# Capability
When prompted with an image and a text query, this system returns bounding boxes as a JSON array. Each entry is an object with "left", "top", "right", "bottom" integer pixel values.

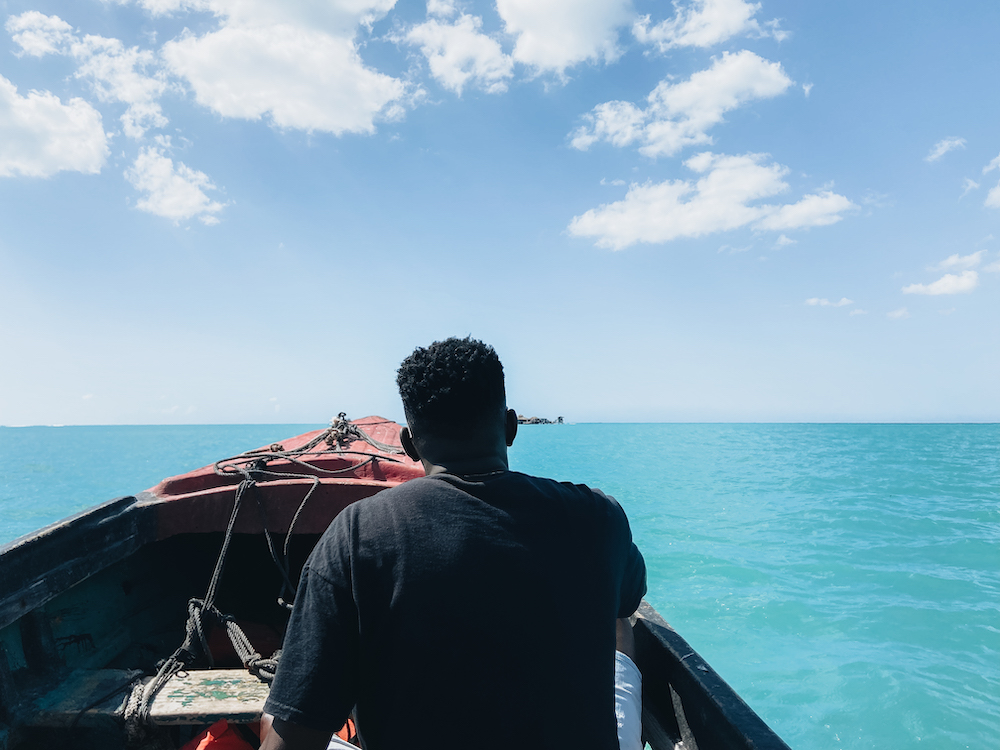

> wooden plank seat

[
  {"left": 24, "top": 668, "right": 269, "bottom": 728},
  {"left": 146, "top": 669, "right": 270, "bottom": 725}
]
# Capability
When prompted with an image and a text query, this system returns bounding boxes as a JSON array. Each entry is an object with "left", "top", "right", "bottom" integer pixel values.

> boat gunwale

[
  {"left": 0, "top": 497, "right": 154, "bottom": 633},
  {"left": 635, "top": 601, "right": 792, "bottom": 750}
]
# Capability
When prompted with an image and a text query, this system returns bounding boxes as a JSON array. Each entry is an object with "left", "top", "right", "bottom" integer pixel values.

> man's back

[{"left": 265, "top": 470, "right": 646, "bottom": 749}]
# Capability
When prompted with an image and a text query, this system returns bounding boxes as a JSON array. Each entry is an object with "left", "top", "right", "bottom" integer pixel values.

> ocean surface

[{"left": 1, "top": 423, "right": 997, "bottom": 749}]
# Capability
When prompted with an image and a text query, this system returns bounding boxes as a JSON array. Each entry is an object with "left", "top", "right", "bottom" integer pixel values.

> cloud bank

[
  {"left": 125, "top": 145, "right": 226, "bottom": 224},
  {"left": 0, "top": 74, "right": 108, "bottom": 177},
  {"left": 934, "top": 250, "right": 984, "bottom": 271},
  {"left": 405, "top": 9, "right": 514, "bottom": 95},
  {"left": 902, "top": 270, "right": 978, "bottom": 295},
  {"left": 8, "top": 11, "right": 169, "bottom": 139},
  {"left": 571, "top": 50, "right": 792, "bottom": 157},
  {"left": 633, "top": 0, "right": 786, "bottom": 51},
  {"left": 568, "top": 152, "right": 853, "bottom": 249},
  {"left": 497, "top": 0, "right": 634, "bottom": 75}
]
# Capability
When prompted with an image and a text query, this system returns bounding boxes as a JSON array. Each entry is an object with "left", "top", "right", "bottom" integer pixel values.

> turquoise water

[{"left": 1, "top": 423, "right": 998, "bottom": 748}]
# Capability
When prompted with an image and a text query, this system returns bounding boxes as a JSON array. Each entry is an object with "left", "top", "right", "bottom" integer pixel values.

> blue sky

[{"left": 0, "top": 0, "right": 997, "bottom": 425}]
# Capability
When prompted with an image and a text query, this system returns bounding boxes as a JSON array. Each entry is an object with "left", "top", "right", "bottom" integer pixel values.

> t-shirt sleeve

[
  {"left": 618, "top": 540, "right": 646, "bottom": 618},
  {"left": 591, "top": 487, "right": 647, "bottom": 618},
  {"left": 263, "top": 513, "right": 360, "bottom": 732}
]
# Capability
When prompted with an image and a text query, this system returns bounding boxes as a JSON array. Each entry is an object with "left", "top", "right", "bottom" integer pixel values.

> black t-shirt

[{"left": 264, "top": 470, "right": 646, "bottom": 749}]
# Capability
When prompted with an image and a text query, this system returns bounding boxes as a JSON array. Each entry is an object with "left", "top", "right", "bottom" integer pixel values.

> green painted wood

[
  {"left": 149, "top": 669, "right": 270, "bottom": 725},
  {"left": 22, "top": 667, "right": 269, "bottom": 729}
]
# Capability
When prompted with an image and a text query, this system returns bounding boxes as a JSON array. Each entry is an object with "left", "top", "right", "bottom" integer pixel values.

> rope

[
  {"left": 327, "top": 412, "right": 405, "bottom": 455},
  {"left": 125, "top": 414, "right": 402, "bottom": 743},
  {"left": 125, "top": 472, "right": 271, "bottom": 742},
  {"left": 70, "top": 670, "right": 144, "bottom": 730},
  {"left": 211, "top": 414, "right": 402, "bottom": 609}
]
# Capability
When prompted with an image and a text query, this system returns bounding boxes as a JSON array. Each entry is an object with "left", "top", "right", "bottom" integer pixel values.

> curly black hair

[{"left": 397, "top": 337, "right": 506, "bottom": 436}]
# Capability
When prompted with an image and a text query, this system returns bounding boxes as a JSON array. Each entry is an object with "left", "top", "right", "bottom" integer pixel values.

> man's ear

[
  {"left": 400, "top": 426, "right": 421, "bottom": 462},
  {"left": 505, "top": 408, "right": 518, "bottom": 447}
]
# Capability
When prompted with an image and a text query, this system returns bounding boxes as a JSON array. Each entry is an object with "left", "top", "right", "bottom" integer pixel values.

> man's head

[{"left": 396, "top": 336, "right": 516, "bottom": 471}]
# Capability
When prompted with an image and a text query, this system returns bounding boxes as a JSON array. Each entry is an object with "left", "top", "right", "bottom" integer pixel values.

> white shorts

[{"left": 615, "top": 651, "right": 643, "bottom": 750}]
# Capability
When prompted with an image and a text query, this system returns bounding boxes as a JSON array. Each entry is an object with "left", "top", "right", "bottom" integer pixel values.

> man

[{"left": 261, "top": 337, "right": 646, "bottom": 749}]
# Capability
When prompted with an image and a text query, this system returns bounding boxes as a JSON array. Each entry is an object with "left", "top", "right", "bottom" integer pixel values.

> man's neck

[
  {"left": 421, "top": 454, "right": 509, "bottom": 477},
  {"left": 401, "top": 410, "right": 517, "bottom": 478}
]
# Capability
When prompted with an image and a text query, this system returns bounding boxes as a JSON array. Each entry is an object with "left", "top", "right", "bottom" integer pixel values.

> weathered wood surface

[
  {"left": 22, "top": 668, "right": 269, "bottom": 729},
  {"left": 24, "top": 668, "right": 138, "bottom": 728},
  {"left": 148, "top": 669, "right": 270, "bottom": 725},
  {"left": 641, "top": 702, "right": 686, "bottom": 750},
  {"left": 0, "top": 497, "right": 156, "bottom": 632}
]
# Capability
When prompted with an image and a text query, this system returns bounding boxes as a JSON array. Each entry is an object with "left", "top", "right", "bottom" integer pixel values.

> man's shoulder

[
  {"left": 331, "top": 476, "right": 441, "bottom": 530},
  {"left": 505, "top": 471, "right": 620, "bottom": 507},
  {"left": 386, "top": 470, "right": 619, "bottom": 508},
  {"left": 333, "top": 471, "right": 625, "bottom": 533}
]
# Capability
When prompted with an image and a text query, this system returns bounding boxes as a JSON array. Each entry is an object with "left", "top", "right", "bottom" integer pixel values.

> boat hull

[{"left": 0, "top": 419, "right": 790, "bottom": 750}]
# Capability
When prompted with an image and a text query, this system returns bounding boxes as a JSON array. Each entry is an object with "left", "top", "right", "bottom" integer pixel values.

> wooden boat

[{"left": 0, "top": 416, "right": 791, "bottom": 750}]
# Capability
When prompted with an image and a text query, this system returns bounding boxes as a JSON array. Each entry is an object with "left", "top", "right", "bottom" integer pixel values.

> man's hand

[{"left": 259, "top": 714, "right": 334, "bottom": 750}]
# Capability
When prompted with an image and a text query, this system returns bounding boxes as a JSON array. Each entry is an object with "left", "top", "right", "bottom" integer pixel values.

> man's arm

[
  {"left": 616, "top": 617, "right": 636, "bottom": 660},
  {"left": 259, "top": 715, "right": 333, "bottom": 750}
]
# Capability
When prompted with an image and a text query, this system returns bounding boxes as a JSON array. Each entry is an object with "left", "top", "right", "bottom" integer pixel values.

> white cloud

[
  {"left": 802, "top": 83, "right": 812, "bottom": 97},
  {"left": 980, "top": 155, "right": 1000, "bottom": 207},
  {"left": 887, "top": 307, "right": 909, "bottom": 320},
  {"left": 567, "top": 151, "right": 854, "bottom": 249},
  {"left": 633, "top": 0, "right": 785, "bottom": 51},
  {"left": 933, "top": 250, "right": 984, "bottom": 271},
  {"left": 775, "top": 234, "right": 796, "bottom": 246},
  {"left": 571, "top": 100, "right": 644, "bottom": 150},
  {"left": 427, "top": 0, "right": 458, "bottom": 16},
  {"left": 986, "top": 183, "right": 1000, "bottom": 209},
  {"left": 754, "top": 190, "right": 854, "bottom": 230},
  {"left": 6, "top": 11, "right": 74, "bottom": 56},
  {"left": 960, "top": 177, "right": 979, "bottom": 198},
  {"left": 0, "top": 74, "right": 108, "bottom": 177},
  {"left": 571, "top": 50, "right": 792, "bottom": 157},
  {"left": 8, "top": 12, "right": 170, "bottom": 138},
  {"left": 124, "top": 146, "right": 225, "bottom": 223},
  {"left": 406, "top": 14, "right": 513, "bottom": 95},
  {"left": 496, "top": 0, "right": 633, "bottom": 76},
  {"left": 73, "top": 35, "right": 170, "bottom": 138},
  {"left": 806, "top": 297, "right": 853, "bottom": 307},
  {"left": 13, "top": 5, "right": 412, "bottom": 138},
  {"left": 163, "top": 21, "right": 405, "bottom": 134},
  {"left": 130, "top": 0, "right": 397, "bottom": 32},
  {"left": 924, "top": 136, "right": 965, "bottom": 162},
  {"left": 984, "top": 260, "right": 1000, "bottom": 273},
  {"left": 849, "top": 309, "right": 867, "bottom": 316},
  {"left": 902, "top": 270, "right": 978, "bottom": 295},
  {"left": 125, "top": 0, "right": 201, "bottom": 13}
]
